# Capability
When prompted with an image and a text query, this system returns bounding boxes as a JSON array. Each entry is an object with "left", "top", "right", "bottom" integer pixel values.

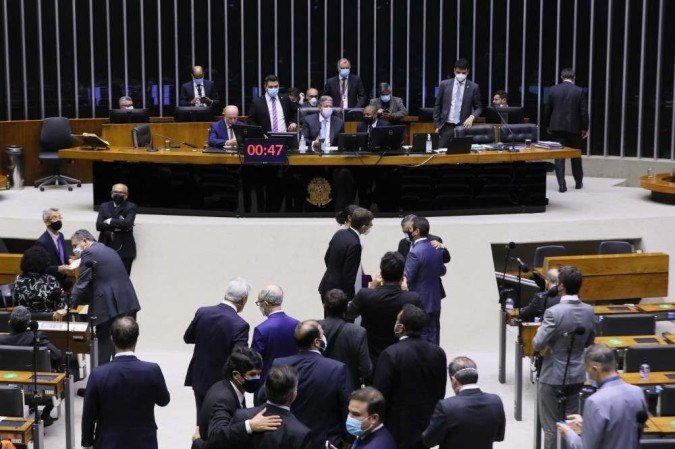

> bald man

[
  {"left": 208, "top": 106, "right": 245, "bottom": 148},
  {"left": 96, "top": 183, "right": 137, "bottom": 274},
  {"left": 180, "top": 65, "right": 219, "bottom": 107}
]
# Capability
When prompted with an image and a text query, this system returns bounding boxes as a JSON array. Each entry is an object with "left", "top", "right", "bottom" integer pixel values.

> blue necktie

[{"left": 320, "top": 119, "right": 328, "bottom": 149}]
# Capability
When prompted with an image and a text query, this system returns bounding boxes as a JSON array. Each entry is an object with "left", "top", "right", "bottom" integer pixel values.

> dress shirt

[
  {"left": 349, "top": 227, "right": 364, "bottom": 295},
  {"left": 560, "top": 294, "right": 580, "bottom": 303},
  {"left": 458, "top": 384, "right": 480, "bottom": 392},
  {"left": 319, "top": 115, "right": 332, "bottom": 146},
  {"left": 447, "top": 80, "right": 465, "bottom": 124},
  {"left": 340, "top": 77, "right": 349, "bottom": 108},
  {"left": 193, "top": 82, "right": 205, "bottom": 100},
  {"left": 47, "top": 229, "right": 65, "bottom": 264},
  {"left": 221, "top": 300, "right": 238, "bottom": 312},
  {"left": 265, "top": 93, "right": 287, "bottom": 132},
  {"left": 230, "top": 381, "right": 253, "bottom": 434},
  {"left": 267, "top": 401, "right": 291, "bottom": 411},
  {"left": 412, "top": 237, "right": 428, "bottom": 246},
  {"left": 114, "top": 351, "right": 135, "bottom": 358}
]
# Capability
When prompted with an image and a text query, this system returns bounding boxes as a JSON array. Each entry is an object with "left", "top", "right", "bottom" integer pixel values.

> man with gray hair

[
  {"left": 323, "top": 57, "right": 367, "bottom": 108},
  {"left": 422, "top": 356, "right": 505, "bottom": 449},
  {"left": 251, "top": 284, "right": 300, "bottom": 383},
  {"left": 557, "top": 344, "right": 647, "bottom": 449},
  {"left": 208, "top": 105, "right": 244, "bottom": 148},
  {"left": 118, "top": 96, "right": 134, "bottom": 109},
  {"left": 369, "top": 82, "right": 408, "bottom": 122},
  {"left": 35, "top": 207, "right": 71, "bottom": 286},
  {"left": 300, "top": 95, "right": 345, "bottom": 150},
  {"left": 519, "top": 268, "right": 561, "bottom": 322},
  {"left": 184, "top": 277, "right": 252, "bottom": 417}
]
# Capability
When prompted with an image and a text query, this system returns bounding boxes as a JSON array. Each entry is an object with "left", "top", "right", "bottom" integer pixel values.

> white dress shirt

[
  {"left": 193, "top": 82, "right": 205, "bottom": 99},
  {"left": 340, "top": 77, "right": 349, "bottom": 108},
  {"left": 447, "top": 79, "right": 465, "bottom": 124},
  {"left": 560, "top": 294, "right": 580, "bottom": 303},
  {"left": 221, "top": 300, "right": 238, "bottom": 312},
  {"left": 265, "top": 93, "right": 287, "bottom": 132},
  {"left": 114, "top": 351, "right": 135, "bottom": 358},
  {"left": 459, "top": 383, "right": 480, "bottom": 392},
  {"left": 229, "top": 381, "right": 253, "bottom": 434},
  {"left": 319, "top": 115, "right": 332, "bottom": 145},
  {"left": 349, "top": 227, "right": 364, "bottom": 295}
]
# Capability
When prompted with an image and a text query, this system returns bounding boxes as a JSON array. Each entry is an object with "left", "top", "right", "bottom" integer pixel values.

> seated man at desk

[
  {"left": 519, "top": 268, "right": 560, "bottom": 322},
  {"left": 0, "top": 306, "right": 62, "bottom": 425},
  {"left": 208, "top": 105, "right": 244, "bottom": 148},
  {"left": 357, "top": 106, "right": 391, "bottom": 134},
  {"left": 369, "top": 82, "right": 408, "bottom": 122},
  {"left": 301, "top": 96, "right": 344, "bottom": 151}
]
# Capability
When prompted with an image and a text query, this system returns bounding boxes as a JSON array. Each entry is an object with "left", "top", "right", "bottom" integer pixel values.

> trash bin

[{"left": 4, "top": 145, "right": 24, "bottom": 189}]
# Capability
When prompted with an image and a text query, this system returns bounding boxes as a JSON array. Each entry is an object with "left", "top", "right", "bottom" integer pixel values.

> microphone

[
  {"left": 515, "top": 257, "right": 530, "bottom": 273},
  {"left": 28, "top": 320, "right": 39, "bottom": 332},
  {"left": 494, "top": 108, "right": 518, "bottom": 152},
  {"left": 505, "top": 242, "right": 517, "bottom": 249},
  {"left": 562, "top": 326, "right": 586, "bottom": 337}
]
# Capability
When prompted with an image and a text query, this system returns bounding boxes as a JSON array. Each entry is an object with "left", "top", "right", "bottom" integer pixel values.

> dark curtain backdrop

[{"left": 0, "top": 0, "right": 673, "bottom": 157}]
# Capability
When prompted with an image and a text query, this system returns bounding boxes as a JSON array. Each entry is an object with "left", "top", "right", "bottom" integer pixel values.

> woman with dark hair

[
  {"left": 13, "top": 246, "right": 65, "bottom": 312},
  {"left": 335, "top": 204, "right": 359, "bottom": 228}
]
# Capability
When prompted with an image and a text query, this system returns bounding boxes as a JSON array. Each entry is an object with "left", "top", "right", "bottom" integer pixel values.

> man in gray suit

[
  {"left": 557, "top": 343, "right": 647, "bottom": 449},
  {"left": 433, "top": 58, "right": 483, "bottom": 148},
  {"left": 369, "top": 82, "right": 408, "bottom": 122},
  {"left": 533, "top": 266, "right": 595, "bottom": 449},
  {"left": 320, "top": 288, "right": 372, "bottom": 388}
]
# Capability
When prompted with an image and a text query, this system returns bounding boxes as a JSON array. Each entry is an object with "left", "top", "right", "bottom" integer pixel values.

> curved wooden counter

[{"left": 641, "top": 173, "right": 675, "bottom": 204}]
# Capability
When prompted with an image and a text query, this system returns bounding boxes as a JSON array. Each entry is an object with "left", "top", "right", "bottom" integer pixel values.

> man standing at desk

[
  {"left": 323, "top": 58, "right": 367, "bottom": 108},
  {"left": 247, "top": 74, "right": 298, "bottom": 133},
  {"left": 209, "top": 105, "right": 244, "bottom": 148},
  {"left": 96, "top": 183, "right": 137, "bottom": 275},
  {"left": 180, "top": 65, "right": 218, "bottom": 108},
  {"left": 35, "top": 207, "right": 71, "bottom": 287}
]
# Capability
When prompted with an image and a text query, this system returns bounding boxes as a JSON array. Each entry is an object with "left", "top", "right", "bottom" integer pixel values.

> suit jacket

[
  {"left": 545, "top": 81, "right": 589, "bottom": 134},
  {"left": 356, "top": 426, "right": 398, "bottom": 449},
  {"left": 369, "top": 96, "right": 408, "bottom": 120},
  {"left": 422, "top": 388, "right": 506, "bottom": 449},
  {"left": 0, "top": 330, "right": 62, "bottom": 367},
  {"left": 35, "top": 230, "right": 69, "bottom": 283},
  {"left": 323, "top": 74, "right": 367, "bottom": 108},
  {"left": 319, "top": 228, "right": 362, "bottom": 300},
  {"left": 433, "top": 78, "right": 483, "bottom": 129},
  {"left": 404, "top": 239, "right": 447, "bottom": 314},
  {"left": 228, "top": 404, "right": 313, "bottom": 449},
  {"left": 208, "top": 119, "right": 245, "bottom": 147},
  {"left": 70, "top": 242, "right": 140, "bottom": 326},
  {"left": 184, "top": 303, "right": 250, "bottom": 396},
  {"left": 268, "top": 351, "right": 351, "bottom": 447},
  {"left": 398, "top": 234, "right": 450, "bottom": 300},
  {"left": 356, "top": 118, "right": 392, "bottom": 134},
  {"left": 533, "top": 298, "right": 596, "bottom": 385},
  {"left": 346, "top": 284, "right": 422, "bottom": 367},
  {"left": 320, "top": 316, "right": 372, "bottom": 388},
  {"left": 373, "top": 337, "right": 447, "bottom": 449},
  {"left": 179, "top": 79, "right": 219, "bottom": 107},
  {"left": 247, "top": 95, "right": 298, "bottom": 133},
  {"left": 81, "top": 355, "right": 170, "bottom": 449},
  {"left": 200, "top": 380, "right": 248, "bottom": 448},
  {"left": 252, "top": 311, "right": 300, "bottom": 381},
  {"left": 300, "top": 114, "right": 344, "bottom": 145},
  {"left": 519, "top": 291, "right": 561, "bottom": 323},
  {"left": 96, "top": 200, "right": 137, "bottom": 259}
]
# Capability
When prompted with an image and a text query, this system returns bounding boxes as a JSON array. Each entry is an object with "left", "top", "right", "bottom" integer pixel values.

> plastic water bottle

[
  {"left": 299, "top": 135, "right": 307, "bottom": 153},
  {"left": 505, "top": 297, "right": 514, "bottom": 312},
  {"left": 425, "top": 134, "right": 433, "bottom": 153}
]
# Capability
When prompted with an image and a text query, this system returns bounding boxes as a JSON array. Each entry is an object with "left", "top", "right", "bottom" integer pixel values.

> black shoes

[
  {"left": 559, "top": 185, "right": 567, "bottom": 193},
  {"left": 575, "top": 182, "right": 583, "bottom": 189}
]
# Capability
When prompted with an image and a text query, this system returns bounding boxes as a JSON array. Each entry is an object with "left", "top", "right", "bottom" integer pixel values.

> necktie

[
  {"left": 452, "top": 82, "right": 463, "bottom": 123},
  {"left": 197, "top": 84, "right": 203, "bottom": 97},
  {"left": 241, "top": 398, "right": 247, "bottom": 408},
  {"left": 352, "top": 437, "right": 361, "bottom": 449},
  {"left": 340, "top": 79, "right": 347, "bottom": 108},
  {"left": 228, "top": 126, "right": 234, "bottom": 141},
  {"left": 320, "top": 119, "right": 328, "bottom": 149},
  {"left": 56, "top": 237, "right": 66, "bottom": 264},
  {"left": 271, "top": 97, "right": 279, "bottom": 132}
]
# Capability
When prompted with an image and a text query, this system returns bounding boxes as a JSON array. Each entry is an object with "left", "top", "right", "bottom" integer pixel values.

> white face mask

[
  {"left": 321, "top": 108, "right": 333, "bottom": 119},
  {"left": 308, "top": 97, "right": 318, "bottom": 106},
  {"left": 455, "top": 73, "right": 467, "bottom": 83}
]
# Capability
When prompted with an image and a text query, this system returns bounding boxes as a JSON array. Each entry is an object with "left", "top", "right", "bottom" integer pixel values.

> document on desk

[{"left": 38, "top": 321, "right": 67, "bottom": 331}]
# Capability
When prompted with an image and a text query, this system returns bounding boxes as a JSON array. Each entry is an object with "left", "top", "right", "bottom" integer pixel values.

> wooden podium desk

[
  {"left": 37, "top": 321, "right": 91, "bottom": 354},
  {"left": 620, "top": 371, "right": 675, "bottom": 386},
  {"left": 641, "top": 173, "right": 675, "bottom": 205},
  {"left": 0, "top": 417, "right": 33, "bottom": 445},
  {"left": 594, "top": 335, "right": 671, "bottom": 349},
  {"left": 646, "top": 416, "right": 675, "bottom": 434},
  {"left": 0, "top": 370, "right": 65, "bottom": 397}
]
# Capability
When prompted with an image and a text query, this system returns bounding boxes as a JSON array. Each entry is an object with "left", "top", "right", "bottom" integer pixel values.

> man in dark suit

[
  {"left": 545, "top": 67, "right": 589, "bottom": 192},
  {"left": 35, "top": 207, "right": 70, "bottom": 286},
  {"left": 319, "top": 207, "right": 374, "bottom": 301},
  {"left": 347, "top": 251, "right": 422, "bottom": 369},
  {"left": 184, "top": 277, "right": 251, "bottom": 417},
  {"left": 356, "top": 106, "right": 391, "bottom": 134},
  {"left": 323, "top": 58, "right": 367, "bottom": 108},
  {"left": 519, "top": 268, "right": 561, "bottom": 322},
  {"left": 266, "top": 320, "right": 352, "bottom": 448},
  {"left": 251, "top": 285, "right": 300, "bottom": 383},
  {"left": 320, "top": 289, "right": 372, "bottom": 388},
  {"left": 369, "top": 82, "right": 408, "bottom": 122},
  {"left": 373, "top": 304, "right": 447, "bottom": 449},
  {"left": 54, "top": 229, "right": 141, "bottom": 366},
  {"left": 95, "top": 183, "right": 137, "bottom": 275},
  {"left": 433, "top": 58, "right": 483, "bottom": 149},
  {"left": 301, "top": 96, "right": 344, "bottom": 150},
  {"left": 81, "top": 317, "right": 170, "bottom": 449},
  {"left": 248, "top": 74, "right": 298, "bottom": 133},
  {"left": 209, "top": 105, "right": 245, "bottom": 148},
  {"left": 422, "top": 356, "right": 505, "bottom": 449},
  {"left": 229, "top": 366, "right": 313, "bottom": 449},
  {"left": 340, "top": 387, "right": 397, "bottom": 449},
  {"left": 179, "top": 65, "right": 218, "bottom": 107},
  {"left": 404, "top": 217, "right": 447, "bottom": 345}
]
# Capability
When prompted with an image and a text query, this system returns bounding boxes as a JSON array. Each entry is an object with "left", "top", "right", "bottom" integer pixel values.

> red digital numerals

[{"left": 245, "top": 144, "right": 284, "bottom": 156}]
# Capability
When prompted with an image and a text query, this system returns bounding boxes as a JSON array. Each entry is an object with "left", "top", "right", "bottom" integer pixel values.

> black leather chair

[
  {"left": 599, "top": 240, "right": 633, "bottom": 254},
  {"left": 0, "top": 385, "right": 24, "bottom": 417},
  {"left": 0, "top": 237, "right": 8, "bottom": 253},
  {"left": 132, "top": 124, "right": 152, "bottom": 147},
  {"left": 500, "top": 124, "right": 538, "bottom": 143},
  {"left": 34, "top": 117, "right": 82, "bottom": 191},
  {"left": 640, "top": 440, "right": 675, "bottom": 448},
  {"left": 0, "top": 345, "right": 52, "bottom": 371},
  {"left": 533, "top": 245, "right": 567, "bottom": 269},
  {"left": 624, "top": 345, "right": 675, "bottom": 372},
  {"left": 417, "top": 108, "right": 435, "bottom": 122},
  {"left": 599, "top": 314, "right": 656, "bottom": 336},
  {"left": 454, "top": 125, "right": 496, "bottom": 144},
  {"left": 659, "top": 384, "right": 675, "bottom": 416}
]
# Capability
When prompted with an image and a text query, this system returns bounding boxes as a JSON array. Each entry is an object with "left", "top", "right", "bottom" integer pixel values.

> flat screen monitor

[
  {"left": 109, "top": 108, "right": 150, "bottom": 124},
  {"left": 266, "top": 132, "right": 299, "bottom": 150},
  {"left": 344, "top": 108, "right": 364, "bottom": 121},
  {"left": 174, "top": 106, "right": 215, "bottom": 122},
  {"left": 337, "top": 133, "right": 369, "bottom": 152},
  {"left": 485, "top": 107, "right": 524, "bottom": 124},
  {"left": 369, "top": 125, "right": 406, "bottom": 151},
  {"left": 232, "top": 124, "right": 265, "bottom": 146}
]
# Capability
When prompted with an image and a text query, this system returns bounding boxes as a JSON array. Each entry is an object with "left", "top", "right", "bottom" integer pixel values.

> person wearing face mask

[
  {"left": 265, "top": 320, "right": 352, "bottom": 448},
  {"left": 372, "top": 304, "right": 447, "bottom": 449},
  {"left": 208, "top": 105, "right": 245, "bottom": 148},
  {"left": 556, "top": 344, "right": 648, "bottom": 449},
  {"left": 397, "top": 214, "right": 450, "bottom": 262},
  {"left": 195, "top": 347, "right": 284, "bottom": 449},
  {"left": 301, "top": 96, "right": 344, "bottom": 151},
  {"left": 184, "top": 277, "right": 252, "bottom": 419},
  {"left": 532, "top": 266, "right": 596, "bottom": 449},
  {"left": 422, "top": 357, "right": 505, "bottom": 449},
  {"left": 369, "top": 82, "right": 408, "bottom": 122},
  {"left": 247, "top": 74, "right": 298, "bottom": 133},
  {"left": 357, "top": 106, "right": 391, "bottom": 134},
  {"left": 180, "top": 65, "right": 218, "bottom": 107},
  {"left": 118, "top": 95, "right": 134, "bottom": 109},
  {"left": 332, "top": 387, "right": 395, "bottom": 449},
  {"left": 251, "top": 285, "right": 300, "bottom": 384},
  {"left": 302, "top": 87, "right": 320, "bottom": 108},
  {"left": 35, "top": 207, "right": 72, "bottom": 287},
  {"left": 323, "top": 58, "right": 367, "bottom": 108},
  {"left": 95, "top": 183, "right": 137, "bottom": 275},
  {"left": 518, "top": 268, "right": 561, "bottom": 323},
  {"left": 433, "top": 58, "right": 483, "bottom": 149}
]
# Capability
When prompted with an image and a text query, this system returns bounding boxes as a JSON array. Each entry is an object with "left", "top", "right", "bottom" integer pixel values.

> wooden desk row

[
  {"left": 0, "top": 417, "right": 33, "bottom": 445},
  {"left": 645, "top": 416, "right": 675, "bottom": 435},
  {"left": 0, "top": 370, "right": 65, "bottom": 397},
  {"left": 0, "top": 321, "right": 91, "bottom": 355},
  {"left": 506, "top": 302, "right": 675, "bottom": 325}
]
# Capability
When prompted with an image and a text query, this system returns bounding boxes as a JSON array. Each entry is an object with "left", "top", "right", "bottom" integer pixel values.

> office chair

[
  {"left": 0, "top": 385, "right": 24, "bottom": 417},
  {"left": 533, "top": 245, "right": 567, "bottom": 269},
  {"left": 599, "top": 240, "right": 633, "bottom": 254},
  {"left": 132, "top": 124, "right": 152, "bottom": 147},
  {"left": 33, "top": 117, "right": 82, "bottom": 191},
  {"left": 598, "top": 314, "right": 656, "bottom": 336}
]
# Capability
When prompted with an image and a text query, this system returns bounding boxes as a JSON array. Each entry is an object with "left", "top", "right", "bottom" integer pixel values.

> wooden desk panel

[
  {"left": 594, "top": 335, "right": 670, "bottom": 349},
  {"left": 638, "top": 303, "right": 675, "bottom": 313},
  {"left": 620, "top": 371, "right": 675, "bottom": 386},
  {"left": 37, "top": 321, "right": 90, "bottom": 354},
  {"left": 0, "top": 370, "right": 65, "bottom": 396},
  {"left": 641, "top": 174, "right": 675, "bottom": 194},
  {"left": 649, "top": 416, "right": 675, "bottom": 434},
  {"left": 102, "top": 122, "right": 213, "bottom": 147},
  {"left": 0, "top": 417, "right": 33, "bottom": 444},
  {"left": 0, "top": 254, "right": 21, "bottom": 284}
]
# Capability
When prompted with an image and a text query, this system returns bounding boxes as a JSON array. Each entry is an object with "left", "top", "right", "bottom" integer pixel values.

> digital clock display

[{"left": 243, "top": 138, "right": 287, "bottom": 164}]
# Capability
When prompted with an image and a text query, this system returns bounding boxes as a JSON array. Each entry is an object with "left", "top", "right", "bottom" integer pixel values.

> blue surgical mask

[
  {"left": 346, "top": 416, "right": 366, "bottom": 437},
  {"left": 194, "top": 78, "right": 204, "bottom": 86},
  {"left": 73, "top": 247, "right": 83, "bottom": 257},
  {"left": 340, "top": 68, "right": 350, "bottom": 78},
  {"left": 267, "top": 87, "right": 279, "bottom": 98},
  {"left": 321, "top": 108, "right": 333, "bottom": 119},
  {"left": 380, "top": 95, "right": 391, "bottom": 103}
]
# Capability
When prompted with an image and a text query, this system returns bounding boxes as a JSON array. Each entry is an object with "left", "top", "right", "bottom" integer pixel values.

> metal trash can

[{"left": 4, "top": 145, "right": 24, "bottom": 189}]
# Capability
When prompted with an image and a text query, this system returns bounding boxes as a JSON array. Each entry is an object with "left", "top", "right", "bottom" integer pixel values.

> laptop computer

[
  {"left": 411, "top": 133, "right": 440, "bottom": 153},
  {"left": 445, "top": 136, "right": 473, "bottom": 154}
]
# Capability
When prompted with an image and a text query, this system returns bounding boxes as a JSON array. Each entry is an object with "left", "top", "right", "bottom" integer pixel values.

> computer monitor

[
  {"left": 369, "top": 125, "right": 406, "bottom": 151},
  {"left": 232, "top": 123, "right": 265, "bottom": 146},
  {"left": 485, "top": 107, "right": 524, "bottom": 124},
  {"left": 417, "top": 108, "right": 435, "bottom": 122},
  {"left": 344, "top": 108, "right": 364, "bottom": 121},
  {"left": 337, "top": 133, "right": 369, "bottom": 152},
  {"left": 109, "top": 108, "right": 150, "bottom": 124},
  {"left": 266, "top": 132, "right": 299, "bottom": 150},
  {"left": 174, "top": 106, "right": 215, "bottom": 122}
]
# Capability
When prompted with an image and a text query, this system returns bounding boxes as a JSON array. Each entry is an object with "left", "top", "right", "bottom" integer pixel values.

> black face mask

[
  {"left": 405, "top": 231, "right": 414, "bottom": 241},
  {"left": 363, "top": 117, "right": 374, "bottom": 125},
  {"left": 49, "top": 220, "right": 63, "bottom": 231},
  {"left": 112, "top": 194, "right": 125, "bottom": 204},
  {"left": 547, "top": 285, "right": 559, "bottom": 297}
]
